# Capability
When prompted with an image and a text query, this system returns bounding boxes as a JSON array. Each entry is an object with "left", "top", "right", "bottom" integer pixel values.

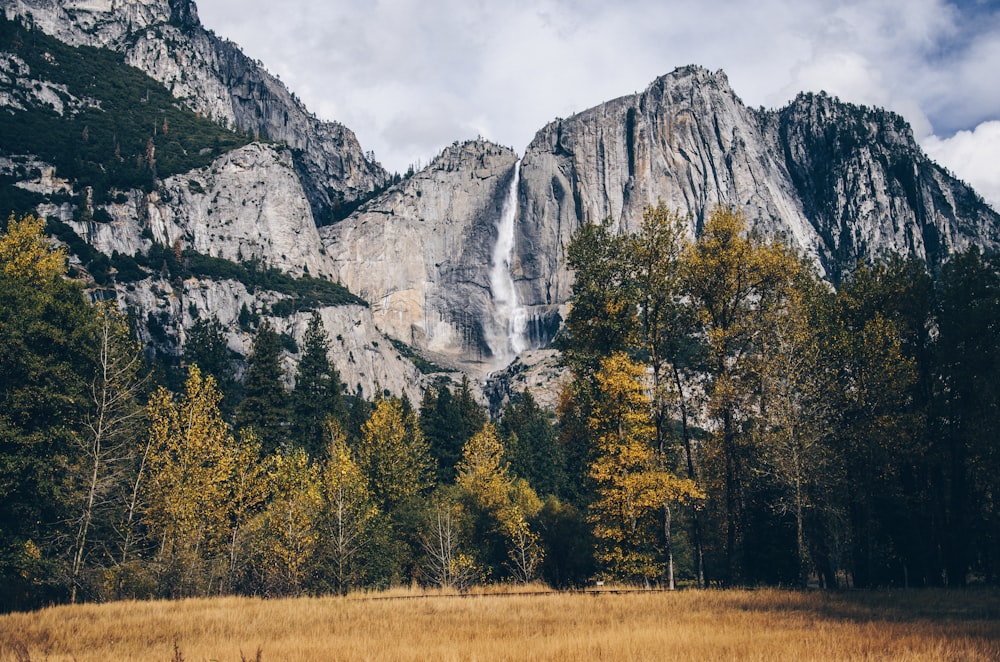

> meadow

[{"left": 1, "top": 587, "right": 998, "bottom": 661}]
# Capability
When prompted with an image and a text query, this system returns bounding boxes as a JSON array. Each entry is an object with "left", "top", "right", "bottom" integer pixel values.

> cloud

[
  {"left": 194, "top": 0, "right": 1000, "bottom": 179},
  {"left": 922, "top": 122, "right": 1000, "bottom": 212}
]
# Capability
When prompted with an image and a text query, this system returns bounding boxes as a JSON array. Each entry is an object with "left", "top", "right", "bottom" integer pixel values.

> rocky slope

[
  {"left": 0, "top": 8, "right": 428, "bottom": 401},
  {"left": 320, "top": 140, "right": 519, "bottom": 374},
  {"left": 3, "top": 1, "right": 998, "bottom": 405},
  {"left": 513, "top": 66, "right": 1000, "bottom": 329},
  {"left": 1, "top": 0, "right": 389, "bottom": 220}
]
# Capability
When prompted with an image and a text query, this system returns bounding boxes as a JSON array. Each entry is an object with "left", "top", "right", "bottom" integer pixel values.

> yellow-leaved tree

[
  {"left": 456, "top": 423, "right": 543, "bottom": 583},
  {"left": 225, "top": 428, "right": 269, "bottom": 592},
  {"left": 0, "top": 213, "right": 65, "bottom": 283},
  {"left": 144, "top": 366, "right": 234, "bottom": 596},
  {"left": 320, "top": 421, "right": 378, "bottom": 595},
  {"left": 588, "top": 352, "right": 702, "bottom": 585},
  {"left": 357, "top": 397, "right": 433, "bottom": 511},
  {"left": 255, "top": 447, "right": 322, "bottom": 596}
]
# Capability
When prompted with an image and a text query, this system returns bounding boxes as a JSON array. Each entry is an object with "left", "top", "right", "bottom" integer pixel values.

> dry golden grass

[{"left": 1, "top": 587, "right": 998, "bottom": 661}]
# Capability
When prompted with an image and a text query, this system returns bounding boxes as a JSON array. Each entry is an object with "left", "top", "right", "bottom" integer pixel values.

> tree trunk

[{"left": 673, "top": 365, "right": 706, "bottom": 588}]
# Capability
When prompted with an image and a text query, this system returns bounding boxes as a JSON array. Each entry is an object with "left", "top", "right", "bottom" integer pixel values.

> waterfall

[{"left": 488, "top": 159, "right": 527, "bottom": 364}]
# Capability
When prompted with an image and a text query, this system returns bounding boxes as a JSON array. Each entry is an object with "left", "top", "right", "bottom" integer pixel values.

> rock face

[
  {"left": 514, "top": 66, "right": 1000, "bottom": 326},
  {"left": 68, "top": 143, "right": 334, "bottom": 277},
  {"left": 320, "top": 140, "right": 520, "bottom": 374},
  {"left": 2, "top": 0, "right": 389, "bottom": 219},
  {"left": 120, "top": 275, "right": 423, "bottom": 402},
  {"left": 4, "top": 0, "right": 999, "bottom": 409}
]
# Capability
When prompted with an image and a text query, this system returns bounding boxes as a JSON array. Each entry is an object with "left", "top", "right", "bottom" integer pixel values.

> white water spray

[{"left": 488, "top": 160, "right": 527, "bottom": 363}]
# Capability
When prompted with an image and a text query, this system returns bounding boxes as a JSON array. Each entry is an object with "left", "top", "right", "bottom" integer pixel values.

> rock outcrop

[
  {"left": 514, "top": 65, "right": 1000, "bottom": 325},
  {"left": 120, "top": 275, "right": 423, "bottom": 402},
  {"left": 320, "top": 140, "right": 519, "bottom": 374},
  {"left": 2, "top": 0, "right": 389, "bottom": 219},
  {"left": 68, "top": 143, "right": 335, "bottom": 277}
]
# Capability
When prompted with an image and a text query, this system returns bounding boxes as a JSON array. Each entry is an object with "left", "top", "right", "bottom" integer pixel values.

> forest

[{"left": 1, "top": 202, "right": 998, "bottom": 612}]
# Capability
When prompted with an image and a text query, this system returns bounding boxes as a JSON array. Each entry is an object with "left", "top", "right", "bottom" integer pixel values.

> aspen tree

[
  {"left": 358, "top": 397, "right": 433, "bottom": 510},
  {"left": 321, "top": 421, "right": 377, "bottom": 595},
  {"left": 70, "top": 302, "right": 145, "bottom": 603},
  {"left": 145, "top": 366, "right": 234, "bottom": 595},
  {"left": 257, "top": 447, "right": 322, "bottom": 596},
  {"left": 587, "top": 353, "right": 701, "bottom": 584}
]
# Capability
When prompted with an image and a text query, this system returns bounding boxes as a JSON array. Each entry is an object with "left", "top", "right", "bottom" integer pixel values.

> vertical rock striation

[
  {"left": 1, "top": 0, "right": 389, "bottom": 219},
  {"left": 516, "top": 65, "right": 1000, "bottom": 328},
  {"left": 320, "top": 140, "right": 519, "bottom": 373}
]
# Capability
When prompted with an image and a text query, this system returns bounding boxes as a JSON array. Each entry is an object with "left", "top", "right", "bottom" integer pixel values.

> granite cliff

[
  {"left": 2, "top": 2, "right": 998, "bottom": 404},
  {"left": 2, "top": 0, "right": 388, "bottom": 221}
]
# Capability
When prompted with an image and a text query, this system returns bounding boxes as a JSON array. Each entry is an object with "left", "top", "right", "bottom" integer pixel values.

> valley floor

[{"left": 1, "top": 587, "right": 998, "bottom": 661}]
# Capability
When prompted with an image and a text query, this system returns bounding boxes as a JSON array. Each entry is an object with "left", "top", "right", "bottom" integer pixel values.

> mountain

[
  {"left": 3, "top": 0, "right": 388, "bottom": 222},
  {"left": 1, "top": 1, "right": 998, "bottom": 403},
  {"left": 513, "top": 66, "right": 1000, "bottom": 333},
  {"left": 327, "top": 66, "right": 1000, "bottom": 376}
]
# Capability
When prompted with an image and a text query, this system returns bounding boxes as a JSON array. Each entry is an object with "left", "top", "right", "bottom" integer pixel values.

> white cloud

[
  {"left": 922, "top": 122, "right": 1000, "bottom": 212},
  {"left": 194, "top": 0, "right": 1000, "bottom": 180}
]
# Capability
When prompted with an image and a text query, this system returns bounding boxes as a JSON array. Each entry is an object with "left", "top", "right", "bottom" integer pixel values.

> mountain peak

[{"left": 168, "top": 0, "right": 200, "bottom": 30}]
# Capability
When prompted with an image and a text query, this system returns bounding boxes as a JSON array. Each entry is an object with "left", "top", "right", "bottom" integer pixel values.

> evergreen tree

[
  {"left": 498, "top": 390, "right": 566, "bottom": 497},
  {"left": 456, "top": 375, "right": 487, "bottom": 441},
  {"left": 291, "top": 312, "right": 345, "bottom": 458},
  {"left": 234, "top": 320, "right": 290, "bottom": 455},
  {"left": 420, "top": 384, "right": 463, "bottom": 483},
  {"left": 0, "top": 214, "right": 96, "bottom": 609},
  {"left": 183, "top": 316, "right": 238, "bottom": 414}
]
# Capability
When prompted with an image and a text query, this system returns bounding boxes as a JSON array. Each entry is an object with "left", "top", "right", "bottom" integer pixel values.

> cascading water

[{"left": 488, "top": 159, "right": 527, "bottom": 365}]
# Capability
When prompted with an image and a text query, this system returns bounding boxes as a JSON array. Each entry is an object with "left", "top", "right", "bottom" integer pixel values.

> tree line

[
  {"left": 558, "top": 203, "right": 1000, "bottom": 590},
  {"left": 0, "top": 214, "right": 570, "bottom": 610},
  {"left": 2, "top": 204, "right": 999, "bottom": 611}
]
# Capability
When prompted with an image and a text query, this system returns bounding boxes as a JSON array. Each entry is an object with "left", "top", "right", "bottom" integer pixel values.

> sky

[{"left": 194, "top": 0, "right": 1000, "bottom": 210}]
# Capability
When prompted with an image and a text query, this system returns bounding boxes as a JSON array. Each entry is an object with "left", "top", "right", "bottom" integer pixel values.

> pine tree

[
  {"left": 499, "top": 390, "right": 566, "bottom": 497},
  {"left": 183, "top": 316, "right": 237, "bottom": 414},
  {"left": 235, "top": 320, "right": 289, "bottom": 455},
  {"left": 420, "top": 384, "right": 463, "bottom": 483},
  {"left": 291, "top": 312, "right": 345, "bottom": 458}
]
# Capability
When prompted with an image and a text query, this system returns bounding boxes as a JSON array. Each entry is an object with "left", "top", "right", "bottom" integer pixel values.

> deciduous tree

[
  {"left": 320, "top": 421, "right": 377, "bottom": 595},
  {"left": 587, "top": 353, "right": 701, "bottom": 585},
  {"left": 144, "top": 366, "right": 234, "bottom": 595}
]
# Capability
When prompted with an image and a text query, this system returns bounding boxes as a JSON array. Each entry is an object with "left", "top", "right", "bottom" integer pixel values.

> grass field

[{"left": 1, "top": 587, "right": 998, "bottom": 661}]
